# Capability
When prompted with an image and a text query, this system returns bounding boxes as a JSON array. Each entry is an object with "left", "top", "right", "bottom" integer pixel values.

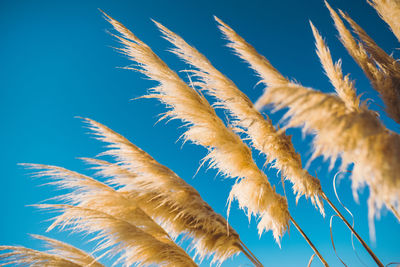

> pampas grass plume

[
  {"left": 102, "top": 11, "right": 290, "bottom": 244},
  {"left": 161, "top": 16, "right": 324, "bottom": 214},
  {"left": 0, "top": 235, "right": 104, "bottom": 267},
  {"left": 21, "top": 163, "right": 197, "bottom": 267},
  {"left": 81, "top": 118, "right": 242, "bottom": 264}
]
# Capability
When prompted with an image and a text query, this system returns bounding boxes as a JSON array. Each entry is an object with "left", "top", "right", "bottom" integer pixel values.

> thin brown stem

[
  {"left": 321, "top": 192, "right": 384, "bottom": 267},
  {"left": 239, "top": 239, "right": 263, "bottom": 267},
  {"left": 239, "top": 243, "right": 262, "bottom": 267},
  {"left": 290, "top": 215, "right": 329, "bottom": 267},
  {"left": 389, "top": 204, "right": 400, "bottom": 222}
]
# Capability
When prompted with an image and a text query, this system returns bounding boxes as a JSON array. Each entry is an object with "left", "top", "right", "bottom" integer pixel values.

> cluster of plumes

[
  {"left": 224, "top": 0, "right": 400, "bottom": 241},
  {"left": 0, "top": 116, "right": 259, "bottom": 266},
  {"left": 0, "top": 117, "right": 252, "bottom": 266},
  {"left": 309, "top": 21, "right": 360, "bottom": 111},
  {"left": 158, "top": 15, "right": 324, "bottom": 214},
  {"left": 102, "top": 12, "right": 290, "bottom": 243},
  {"left": 81, "top": 118, "right": 242, "bottom": 264},
  {"left": 325, "top": 1, "right": 400, "bottom": 124},
  {"left": 0, "top": 235, "right": 104, "bottom": 267},
  {"left": 22, "top": 163, "right": 198, "bottom": 267}
]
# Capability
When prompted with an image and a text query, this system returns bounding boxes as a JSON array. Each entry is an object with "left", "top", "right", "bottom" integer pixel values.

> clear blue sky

[{"left": 1, "top": 0, "right": 399, "bottom": 266}]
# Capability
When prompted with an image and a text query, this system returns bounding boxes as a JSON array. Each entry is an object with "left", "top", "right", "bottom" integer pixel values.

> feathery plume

[
  {"left": 213, "top": 17, "right": 289, "bottom": 88},
  {"left": 369, "top": 0, "right": 400, "bottom": 42},
  {"left": 324, "top": 1, "right": 378, "bottom": 83},
  {"left": 339, "top": 9, "right": 400, "bottom": 124},
  {"left": 326, "top": 1, "right": 400, "bottom": 123},
  {"left": 0, "top": 246, "right": 82, "bottom": 267},
  {"left": 256, "top": 80, "right": 400, "bottom": 242},
  {"left": 0, "top": 235, "right": 103, "bottom": 267},
  {"left": 309, "top": 21, "right": 359, "bottom": 110},
  {"left": 23, "top": 164, "right": 167, "bottom": 236},
  {"left": 30, "top": 235, "right": 103, "bottom": 267},
  {"left": 22, "top": 164, "right": 197, "bottom": 266},
  {"left": 153, "top": 19, "right": 324, "bottom": 215},
  {"left": 80, "top": 118, "right": 243, "bottom": 264},
  {"left": 211, "top": 6, "right": 400, "bottom": 237},
  {"left": 340, "top": 11, "right": 394, "bottom": 68},
  {"left": 37, "top": 204, "right": 197, "bottom": 267},
  {"left": 102, "top": 11, "right": 290, "bottom": 243}
]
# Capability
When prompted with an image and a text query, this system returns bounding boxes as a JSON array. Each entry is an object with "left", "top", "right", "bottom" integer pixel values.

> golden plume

[{"left": 102, "top": 11, "right": 290, "bottom": 244}]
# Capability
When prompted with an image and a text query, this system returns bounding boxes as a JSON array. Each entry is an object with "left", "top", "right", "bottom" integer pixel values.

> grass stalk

[
  {"left": 389, "top": 205, "right": 400, "bottom": 223},
  {"left": 239, "top": 244, "right": 262, "bottom": 267},
  {"left": 321, "top": 192, "right": 384, "bottom": 267},
  {"left": 239, "top": 240, "right": 263, "bottom": 267},
  {"left": 290, "top": 215, "right": 329, "bottom": 267}
]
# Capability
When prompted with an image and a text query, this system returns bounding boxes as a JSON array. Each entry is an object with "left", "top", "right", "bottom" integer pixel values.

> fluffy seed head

[
  {"left": 0, "top": 235, "right": 103, "bottom": 267},
  {"left": 81, "top": 118, "right": 242, "bottom": 264},
  {"left": 206, "top": 17, "right": 323, "bottom": 213},
  {"left": 326, "top": 1, "right": 400, "bottom": 124},
  {"left": 22, "top": 163, "right": 197, "bottom": 267},
  {"left": 214, "top": 3, "right": 400, "bottom": 241},
  {"left": 103, "top": 12, "right": 290, "bottom": 244}
]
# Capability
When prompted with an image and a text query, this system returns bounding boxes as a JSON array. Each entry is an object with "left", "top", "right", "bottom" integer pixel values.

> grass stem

[
  {"left": 290, "top": 215, "right": 329, "bottom": 267},
  {"left": 322, "top": 192, "right": 384, "bottom": 267},
  {"left": 239, "top": 239, "right": 263, "bottom": 267},
  {"left": 239, "top": 243, "right": 262, "bottom": 267}
]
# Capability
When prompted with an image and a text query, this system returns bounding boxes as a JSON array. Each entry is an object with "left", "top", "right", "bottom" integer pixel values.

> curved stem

[
  {"left": 290, "top": 215, "right": 329, "bottom": 267},
  {"left": 239, "top": 239, "right": 263, "bottom": 267},
  {"left": 321, "top": 192, "right": 384, "bottom": 267}
]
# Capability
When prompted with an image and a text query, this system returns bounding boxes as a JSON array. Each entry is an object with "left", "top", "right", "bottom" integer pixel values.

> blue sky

[{"left": 1, "top": 0, "right": 399, "bottom": 266}]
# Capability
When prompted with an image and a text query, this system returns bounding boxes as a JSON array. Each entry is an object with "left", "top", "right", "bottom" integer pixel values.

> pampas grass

[
  {"left": 11, "top": 118, "right": 262, "bottom": 266},
  {"left": 0, "top": 246, "right": 83, "bottom": 267},
  {"left": 101, "top": 12, "right": 291, "bottom": 245},
  {"left": 29, "top": 235, "right": 103, "bottom": 267},
  {"left": 220, "top": 0, "right": 398, "bottom": 256},
  {"left": 152, "top": 18, "right": 325, "bottom": 215},
  {"left": 215, "top": 1, "right": 400, "bottom": 237},
  {"left": 325, "top": 1, "right": 400, "bottom": 124},
  {"left": 369, "top": 0, "right": 400, "bottom": 43},
  {"left": 0, "top": 235, "right": 103, "bottom": 267},
  {"left": 38, "top": 204, "right": 198, "bottom": 267},
  {"left": 309, "top": 21, "right": 360, "bottom": 111},
  {"left": 257, "top": 80, "right": 400, "bottom": 240},
  {"left": 79, "top": 118, "right": 243, "bottom": 265},
  {"left": 2, "top": 1, "right": 399, "bottom": 266},
  {"left": 211, "top": 3, "right": 400, "bottom": 265},
  {"left": 22, "top": 163, "right": 197, "bottom": 267}
]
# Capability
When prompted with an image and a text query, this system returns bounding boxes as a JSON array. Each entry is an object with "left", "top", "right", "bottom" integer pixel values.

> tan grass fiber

[
  {"left": 22, "top": 164, "right": 197, "bottom": 267},
  {"left": 81, "top": 118, "right": 242, "bottom": 264},
  {"left": 0, "top": 235, "right": 104, "bottom": 267},
  {"left": 103, "top": 12, "right": 290, "bottom": 244}
]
